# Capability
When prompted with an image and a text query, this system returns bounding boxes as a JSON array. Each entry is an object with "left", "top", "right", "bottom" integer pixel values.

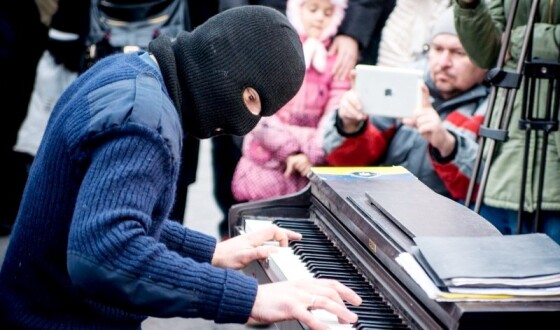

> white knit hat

[{"left": 430, "top": 7, "right": 456, "bottom": 41}]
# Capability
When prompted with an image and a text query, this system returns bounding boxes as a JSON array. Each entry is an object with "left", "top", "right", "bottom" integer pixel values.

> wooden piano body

[{"left": 229, "top": 166, "right": 560, "bottom": 330}]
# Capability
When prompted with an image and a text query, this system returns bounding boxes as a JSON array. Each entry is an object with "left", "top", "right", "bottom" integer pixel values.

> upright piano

[{"left": 229, "top": 166, "right": 560, "bottom": 330}]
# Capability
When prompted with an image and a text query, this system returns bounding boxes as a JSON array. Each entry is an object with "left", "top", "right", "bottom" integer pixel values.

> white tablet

[{"left": 354, "top": 64, "right": 423, "bottom": 118}]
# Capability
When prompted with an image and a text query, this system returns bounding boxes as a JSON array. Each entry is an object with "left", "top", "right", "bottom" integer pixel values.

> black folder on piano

[{"left": 229, "top": 166, "right": 560, "bottom": 330}]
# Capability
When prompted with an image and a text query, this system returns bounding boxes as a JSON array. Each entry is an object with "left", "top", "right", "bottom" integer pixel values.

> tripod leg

[
  {"left": 533, "top": 74, "right": 560, "bottom": 233},
  {"left": 466, "top": 0, "right": 522, "bottom": 211},
  {"left": 516, "top": 67, "right": 538, "bottom": 234}
]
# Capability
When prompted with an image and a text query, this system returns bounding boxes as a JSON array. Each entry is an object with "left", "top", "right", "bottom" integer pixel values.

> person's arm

[
  {"left": 336, "top": 0, "right": 385, "bottom": 52},
  {"left": 453, "top": 0, "right": 505, "bottom": 69},
  {"left": 159, "top": 219, "right": 216, "bottom": 262},
  {"left": 47, "top": 0, "right": 90, "bottom": 72},
  {"left": 323, "top": 89, "right": 395, "bottom": 166},
  {"left": 430, "top": 95, "right": 488, "bottom": 201},
  {"left": 65, "top": 130, "right": 258, "bottom": 322},
  {"left": 329, "top": 0, "right": 389, "bottom": 80}
]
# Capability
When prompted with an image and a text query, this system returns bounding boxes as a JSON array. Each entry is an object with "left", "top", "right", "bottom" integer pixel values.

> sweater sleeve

[
  {"left": 66, "top": 132, "right": 256, "bottom": 323},
  {"left": 324, "top": 112, "right": 396, "bottom": 166},
  {"left": 453, "top": 0, "right": 504, "bottom": 69},
  {"left": 160, "top": 220, "right": 216, "bottom": 263},
  {"left": 338, "top": 0, "right": 388, "bottom": 50}
]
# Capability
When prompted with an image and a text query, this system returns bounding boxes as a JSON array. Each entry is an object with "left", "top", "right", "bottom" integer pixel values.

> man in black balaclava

[
  {"left": 0, "top": 5, "right": 364, "bottom": 330},
  {"left": 149, "top": 5, "right": 306, "bottom": 138}
]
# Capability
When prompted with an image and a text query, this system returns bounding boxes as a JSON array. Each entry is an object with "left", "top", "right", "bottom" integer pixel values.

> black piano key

[
  {"left": 315, "top": 273, "right": 364, "bottom": 282},
  {"left": 307, "top": 260, "right": 355, "bottom": 268},
  {"left": 356, "top": 313, "right": 403, "bottom": 324},
  {"left": 273, "top": 218, "right": 314, "bottom": 225},
  {"left": 313, "top": 271, "right": 365, "bottom": 281},
  {"left": 346, "top": 288, "right": 379, "bottom": 296},
  {"left": 308, "top": 265, "right": 357, "bottom": 273},
  {"left": 274, "top": 219, "right": 318, "bottom": 229},
  {"left": 296, "top": 246, "right": 343, "bottom": 253},
  {"left": 302, "top": 255, "right": 348, "bottom": 263},
  {"left": 354, "top": 309, "right": 398, "bottom": 319},
  {"left": 290, "top": 241, "right": 330, "bottom": 247},
  {"left": 303, "top": 261, "right": 350, "bottom": 269},
  {"left": 293, "top": 245, "right": 341, "bottom": 255},
  {"left": 349, "top": 302, "right": 394, "bottom": 310},
  {"left": 355, "top": 320, "right": 409, "bottom": 330}
]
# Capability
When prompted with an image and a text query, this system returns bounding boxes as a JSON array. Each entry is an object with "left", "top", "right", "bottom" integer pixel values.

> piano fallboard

[{"left": 229, "top": 167, "right": 560, "bottom": 330}]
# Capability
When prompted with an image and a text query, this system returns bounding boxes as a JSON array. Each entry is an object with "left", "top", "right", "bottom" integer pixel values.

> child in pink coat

[{"left": 232, "top": 0, "right": 351, "bottom": 202}]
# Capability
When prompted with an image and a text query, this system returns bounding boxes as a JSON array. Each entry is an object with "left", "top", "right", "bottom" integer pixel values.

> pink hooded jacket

[{"left": 232, "top": 0, "right": 351, "bottom": 202}]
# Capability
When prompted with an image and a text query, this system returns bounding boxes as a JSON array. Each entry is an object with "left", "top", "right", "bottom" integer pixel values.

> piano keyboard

[{"left": 246, "top": 218, "right": 409, "bottom": 330}]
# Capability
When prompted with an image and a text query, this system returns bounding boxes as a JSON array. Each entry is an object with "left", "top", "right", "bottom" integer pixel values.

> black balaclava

[{"left": 149, "top": 5, "right": 305, "bottom": 139}]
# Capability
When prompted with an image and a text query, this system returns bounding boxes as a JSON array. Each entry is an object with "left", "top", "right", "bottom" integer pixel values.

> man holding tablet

[{"left": 323, "top": 7, "right": 488, "bottom": 202}]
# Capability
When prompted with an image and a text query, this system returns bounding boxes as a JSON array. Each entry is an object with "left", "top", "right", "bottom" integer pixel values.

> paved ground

[{"left": 0, "top": 139, "right": 273, "bottom": 330}]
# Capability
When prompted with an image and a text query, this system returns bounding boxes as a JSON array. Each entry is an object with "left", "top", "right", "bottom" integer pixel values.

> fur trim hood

[
  {"left": 287, "top": 0, "right": 347, "bottom": 41},
  {"left": 286, "top": 0, "right": 347, "bottom": 72}
]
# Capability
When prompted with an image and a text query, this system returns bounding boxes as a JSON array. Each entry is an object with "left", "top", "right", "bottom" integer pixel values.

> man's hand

[
  {"left": 338, "top": 89, "right": 368, "bottom": 134},
  {"left": 328, "top": 35, "right": 359, "bottom": 81},
  {"left": 250, "top": 278, "right": 362, "bottom": 330},
  {"left": 402, "top": 85, "right": 456, "bottom": 157},
  {"left": 284, "top": 153, "right": 312, "bottom": 177},
  {"left": 212, "top": 225, "right": 302, "bottom": 269}
]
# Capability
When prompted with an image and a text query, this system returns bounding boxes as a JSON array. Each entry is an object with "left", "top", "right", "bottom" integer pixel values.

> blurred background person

[
  {"left": 376, "top": 0, "right": 451, "bottom": 68},
  {"left": 0, "top": 0, "right": 53, "bottom": 236},
  {"left": 12, "top": 0, "right": 210, "bottom": 230},
  {"left": 453, "top": 0, "right": 560, "bottom": 244},
  {"left": 323, "top": 7, "right": 489, "bottom": 202}
]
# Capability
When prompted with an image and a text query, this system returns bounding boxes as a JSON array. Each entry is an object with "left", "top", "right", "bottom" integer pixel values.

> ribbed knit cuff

[
  {"left": 180, "top": 228, "right": 216, "bottom": 263},
  {"left": 214, "top": 270, "right": 258, "bottom": 324}
]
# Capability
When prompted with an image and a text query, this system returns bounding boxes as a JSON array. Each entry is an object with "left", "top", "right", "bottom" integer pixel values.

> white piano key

[
  {"left": 312, "top": 310, "right": 354, "bottom": 329},
  {"left": 245, "top": 219, "right": 276, "bottom": 234},
  {"left": 269, "top": 247, "right": 313, "bottom": 280}
]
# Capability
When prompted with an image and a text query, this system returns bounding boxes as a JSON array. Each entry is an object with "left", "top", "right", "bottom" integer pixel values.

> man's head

[
  {"left": 428, "top": 7, "right": 487, "bottom": 100},
  {"left": 149, "top": 6, "right": 306, "bottom": 139}
]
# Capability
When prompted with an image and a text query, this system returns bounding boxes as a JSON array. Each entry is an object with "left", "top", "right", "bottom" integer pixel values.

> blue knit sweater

[{"left": 0, "top": 52, "right": 258, "bottom": 329}]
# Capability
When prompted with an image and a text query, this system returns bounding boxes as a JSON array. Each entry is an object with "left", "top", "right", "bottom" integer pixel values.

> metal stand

[{"left": 464, "top": 0, "right": 559, "bottom": 234}]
